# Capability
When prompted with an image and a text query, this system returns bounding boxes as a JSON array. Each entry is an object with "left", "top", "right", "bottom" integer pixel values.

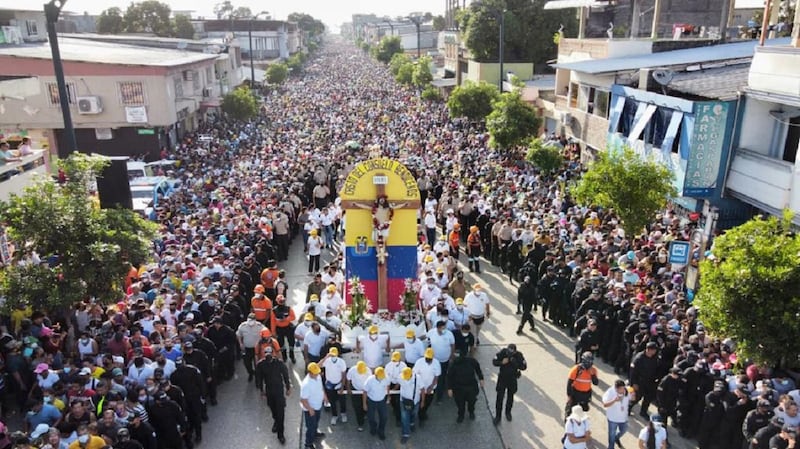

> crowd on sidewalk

[{"left": 0, "top": 36, "right": 793, "bottom": 449}]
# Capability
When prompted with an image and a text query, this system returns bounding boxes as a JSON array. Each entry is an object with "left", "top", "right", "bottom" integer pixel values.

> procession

[{"left": 0, "top": 30, "right": 796, "bottom": 449}]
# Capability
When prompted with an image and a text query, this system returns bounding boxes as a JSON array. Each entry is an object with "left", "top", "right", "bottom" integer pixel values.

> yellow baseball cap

[
  {"left": 356, "top": 360, "right": 368, "bottom": 374},
  {"left": 405, "top": 329, "right": 415, "bottom": 338},
  {"left": 375, "top": 367, "right": 386, "bottom": 380},
  {"left": 310, "top": 294, "right": 319, "bottom": 302},
  {"left": 391, "top": 351, "right": 401, "bottom": 362},
  {"left": 308, "top": 362, "right": 321, "bottom": 375},
  {"left": 424, "top": 348, "right": 434, "bottom": 359},
  {"left": 473, "top": 283, "right": 483, "bottom": 290},
  {"left": 329, "top": 347, "right": 339, "bottom": 356},
  {"left": 436, "top": 267, "right": 444, "bottom": 273},
  {"left": 326, "top": 285, "right": 336, "bottom": 292},
  {"left": 304, "top": 313, "right": 314, "bottom": 321},
  {"left": 455, "top": 297, "right": 464, "bottom": 305},
  {"left": 401, "top": 367, "right": 413, "bottom": 381},
  {"left": 369, "top": 325, "right": 379, "bottom": 335}
]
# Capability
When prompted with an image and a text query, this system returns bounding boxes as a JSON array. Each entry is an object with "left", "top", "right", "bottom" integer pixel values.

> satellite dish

[{"left": 652, "top": 69, "right": 674, "bottom": 86}]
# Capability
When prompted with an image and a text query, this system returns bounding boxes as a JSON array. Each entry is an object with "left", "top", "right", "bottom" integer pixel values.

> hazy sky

[{"left": 59, "top": 0, "right": 447, "bottom": 30}]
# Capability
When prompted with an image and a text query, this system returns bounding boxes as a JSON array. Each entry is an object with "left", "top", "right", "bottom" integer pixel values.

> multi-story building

[
  {"left": 0, "top": 5, "right": 47, "bottom": 43},
  {"left": 0, "top": 37, "right": 223, "bottom": 160},
  {"left": 195, "top": 19, "right": 302, "bottom": 60}
]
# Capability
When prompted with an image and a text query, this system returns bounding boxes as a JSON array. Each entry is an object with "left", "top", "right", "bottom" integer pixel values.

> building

[
  {"left": 725, "top": 30, "right": 800, "bottom": 224},
  {"left": 194, "top": 19, "right": 302, "bottom": 61},
  {"left": 0, "top": 37, "right": 223, "bottom": 159},
  {"left": 0, "top": 5, "right": 47, "bottom": 43}
]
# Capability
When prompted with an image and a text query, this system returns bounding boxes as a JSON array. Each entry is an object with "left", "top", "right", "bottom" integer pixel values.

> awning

[
  {"left": 544, "top": 0, "right": 608, "bottom": 10},
  {"left": 200, "top": 100, "right": 221, "bottom": 108},
  {"left": 431, "top": 78, "right": 457, "bottom": 88}
]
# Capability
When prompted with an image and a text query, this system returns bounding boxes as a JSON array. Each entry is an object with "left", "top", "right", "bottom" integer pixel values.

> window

[
  {"left": 192, "top": 71, "right": 200, "bottom": 92},
  {"left": 174, "top": 77, "right": 183, "bottom": 98},
  {"left": 568, "top": 82, "right": 579, "bottom": 108},
  {"left": 26, "top": 20, "right": 38, "bottom": 36},
  {"left": 46, "top": 82, "right": 76, "bottom": 105},
  {"left": 118, "top": 81, "right": 146, "bottom": 105},
  {"left": 784, "top": 116, "right": 800, "bottom": 163},
  {"left": 593, "top": 89, "right": 609, "bottom": 119},
  {"left": 578, "top": 86, "right": 590, "bottom": 112},
  {"left": 206, "top": 67, "right": 213, "bottom": 84}
]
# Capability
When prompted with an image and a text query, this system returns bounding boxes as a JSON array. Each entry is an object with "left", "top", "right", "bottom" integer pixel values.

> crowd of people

[{"left": 0, "top": 34, "right": 794, "bottom": 449}]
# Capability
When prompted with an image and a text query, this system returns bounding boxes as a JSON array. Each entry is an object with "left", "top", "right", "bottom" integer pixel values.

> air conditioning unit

[
  {"left": 202, "top": 88, "right": 213, "bottom": 98},
  {"left": 561, "top": 112, "right": 571, "bottom": 126},
  {"left": 77, "top": 96, "right": 103, "bottom": 114}
]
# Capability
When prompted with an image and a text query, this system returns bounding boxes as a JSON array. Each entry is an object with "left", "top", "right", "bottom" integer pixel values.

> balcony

[
  {"left": 0, "top": 150, "right": 49, "bottom": 202},
  {"left": 725, "top": 147, "right": 793, "bottom": 214}
]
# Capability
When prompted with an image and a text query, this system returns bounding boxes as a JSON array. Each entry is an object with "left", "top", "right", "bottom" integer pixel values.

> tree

[
  {"left": 265, "top": 63, "right": 289, "bottom": 84},
  {"left": 213, "top": 0, "right": 234, "bottom": 19},
  {"left": 412, "top": 56, "right": 433, "bottom": 88},
  {"left": 447, "top": 81, "right": 500, "bottom": 121},
  {"left": 432, "top": 15, "right": 446, "bottom": 31},
  {"left": 695, "top": 211, "right": 800, "bottom": 368},
  {"left": 0, "top": 153, "right": 157, "bottom": 311},
  {"left": 389, "top": 53, "right": 411, "bottom": 76},
  {"left": 173, "top": 14, "right": 195, "bottom": 39},
  {"left": 232, "top": 6, "right": 252, "bottom": 18},
  {"left": 526, "top": 138, "right": 564, "bottom": 174},
  {"left": 573, "top": 146, "right": 677, "bottom": 238},
  {"left": 123, "top": 1, "right": 173, "bottom": 37},
  {"left": 97, "top": 7, "right": 124, "bottom": 34},
  {"left": 421, "top": 86, "right": 442, "bottom": 102},
  {"left": 288, "top": 12, "right": 326, "bottom": 38},
  {"left": 461, "top": 0, "right": 577, "bottom": 64},
  {"left": 221, "top": 87, "right": 258, "bottom": 121},
  {"left": 395, "top": 63, "right": 414, "bottom": 86},
  {"left": 486, "top": 90, "right": 541, "bottom": 150},
  {"left": 371, "top": 36, "right": 403, "bottom": 64},
  {"left": 286, "top": 52, "right": 306, "bottom": 73}
]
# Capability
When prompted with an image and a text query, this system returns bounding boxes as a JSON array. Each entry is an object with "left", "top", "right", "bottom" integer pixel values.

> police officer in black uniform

[
  {"left": 255, "top": 346, "right": 292, "bottom": 444},
  {"left": 516, "top": 276, "right": 536, "bottom": 334},
  {"left": 743, "top": 399, "right": 774, "bottom": 449},
  {"left": 206, "top": 316, "right": 237, "bottom": 381},
  {"left": 629, "top": 341, "right": 661, "bottom": 419},
  {"left": 446, "top": 349, "right": 484, "bottom": 423},
  {"left": 170, "top": 357, "right": 205, "bottom": 443},
  {"left": 148, "top": 391, "right": 188, "bottom": 449},
  {"left": 657, "top": 366, "right": 682, "bottom": 428},
  {"left": 492, "top": 344, "right": 526, "bottom": 426}
]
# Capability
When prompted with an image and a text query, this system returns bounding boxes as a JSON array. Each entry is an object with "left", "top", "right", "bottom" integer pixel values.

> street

[{"left": 201, "top": 241, "right": 699, "bottom": 449}]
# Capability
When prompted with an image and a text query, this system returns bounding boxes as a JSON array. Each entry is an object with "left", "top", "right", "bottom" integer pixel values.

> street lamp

[
  {"left": 248, "top": 11, "right": 269, "bottom": 90},
  {"left": 44, "top": 0, "right": 77, "bottom": 156},
  {"left": 407, "top": 14, "right": 423, "bottom": 58}
]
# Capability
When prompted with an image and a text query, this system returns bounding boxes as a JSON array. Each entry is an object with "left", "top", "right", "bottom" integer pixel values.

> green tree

[
  {"left": 395, "top": 62, "right": 414, "bottom": 86},
  {"left": 573, "top": 146, "right": 676, "bottom": 238},
  {"left": 0, "top": 153, "right": 157, "bottom": 311},
  {"left": 232, "top": 6, "right": 253, "bottom": 18},
  {"left": 389, "top": 53, "right": 411, "bottom": 76},
  {"left": 288, "top": 12, "right": 326, "bottom": 37},
  {"left": 123, "top": 1, "right": 173, "bottom": 36},
  {"left": 695, "top": 211, "right": 800, "bottom": 368},
  {"left": 446, "top": 81, "right": 500, "bottom": 121},
  {"left": 213, "top": 0, "right": 234, "bottom": 19},
  {"left": 486, "top": 90, "right": 541, "bottom": 149},
  {"left": 421, "top": 85, "right": 442, "bottom": 102},
  {"left": 173, "top": 14, "right": 195, "bottom": 39},
  {"left": 265, "top": 63, "right": 289, "bottom": 84},
  {"left": 461, "top": 0, "right": 577, "bottom": 64},
  {"left": 432, "top": 15, "right": 446, "bottom": 31},
  {"left": 97, "top": 7, "right": 124, "bottom": 34},
  {"left": 221, "top": 87, "right": 258, "bottom": 121},
  {"left": 526, "top": 138, "right": 564, "bottom": 174},
  {"left": 371, "top": 36, "right": 403, "bottom": 64},
  {"left": 286, "top": 52, "right": 306, "bottom": 73},
  {"left": 412, "top": 56, "right": 434, "bottom": 88}
]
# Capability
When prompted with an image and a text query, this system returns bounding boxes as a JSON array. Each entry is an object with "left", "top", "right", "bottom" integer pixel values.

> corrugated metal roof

[
  {"left": 667, "top": 64, "right": 750, "bottom": 100},
  {"left": 0, "top": 38, "right": 218, "bottom": 67},
  {"left": 553, "top": 38, "right": 791, "bottom": 74}
]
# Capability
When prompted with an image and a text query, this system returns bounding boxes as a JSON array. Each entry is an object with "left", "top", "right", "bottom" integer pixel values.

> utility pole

[
  {"left": 408, "top": 15, "right": 423, "bottom": 58},
  {"left": 248, "top": 11, "right": 269, "bottom": 91},
  {"left": 44, "top": 0, "right": 77, "bottom": 157},
  {"left": 498, "top": 9, "right": 505, "bottom": 92},
  {"left": 382, "top": 18, "right": 394, "bottom": 36}
]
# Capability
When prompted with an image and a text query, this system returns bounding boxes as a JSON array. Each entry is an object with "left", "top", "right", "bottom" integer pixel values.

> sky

[{"left": 56, "top": 0, "right": 446, "bottom": 30}]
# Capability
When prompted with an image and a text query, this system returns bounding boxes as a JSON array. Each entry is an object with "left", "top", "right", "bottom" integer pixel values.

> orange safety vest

[
  {"left": 260, "top": 268, "right": 279, "bottom": 289},
  {"left": 467, "top": 232, "right": 481, "bottom": 248},
  {"left": 449, "top": 230, "right": 460, "bottom": 249},
  {"left": 271, "top": 307, "right": 296, "bottom": 335},
  {"left": 255, "top": 337, "right": 282, "bottom": 361},
  {"left": 568, "top": 365, "right": 597, "bottom": 393},
  {"left": 251, "top": 297, "right": 273, "bottom": 321}
]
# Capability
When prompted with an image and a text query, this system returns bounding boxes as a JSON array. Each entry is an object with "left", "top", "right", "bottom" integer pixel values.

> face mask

[
  {"left": 81, "top": 338, "right": 89, "bottom": 343},
  {"left": 44, "top": 396, "right": 52, "bottom": 403},
  {"left": 255, "top": 293, "right": 263, "bottom": 298},
  {"left": 427, "top": 285, "right": 434, "bottom": 290},
  {"left": 147, "top": 386, "right": 157, "bottom": 394},
  {"left": 78, "top": 435, "right": 89, "bottom": 444},
  {"left": 248, "top": 318, "right": 255, "bottom": 323},
  {"left": 461, "top": 332, "right": 469, "bottom": 337},
  {"left": 138, "top": 395, "right": 148, "bottom": 402},
  {"left": 64, "top": 367, "right": 71, "bottom": 374},
  {"left": 456, "top": 305, "right": 463, "bottom": 310},
  {"left": 406, "top": 338, "right": 414, "bottom": 343},
  {"left": 330, "top": 356, "right": 337, "bottom": 362},
  {"left": 369, "top": 335, "right": 377, "bottom": 340}
]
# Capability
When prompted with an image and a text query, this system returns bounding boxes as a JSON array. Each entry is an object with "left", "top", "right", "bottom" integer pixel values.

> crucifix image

[{"left": 341, "top": 172, "right": 420, "bottom": 310}]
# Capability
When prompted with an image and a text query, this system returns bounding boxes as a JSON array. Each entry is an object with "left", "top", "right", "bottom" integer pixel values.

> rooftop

[
  {"left": 553, "top": 38, "right": 791, "bottom": 74},
  {"left": 0, "top": 37, "right": 218, "bottom": 67},
  {"left": 667, "top": 64, "right": 751, "bottom": 101}
]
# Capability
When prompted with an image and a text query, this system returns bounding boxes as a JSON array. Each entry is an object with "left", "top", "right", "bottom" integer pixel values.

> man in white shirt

[
  {"left": 320, "top": 347, "right": 348, "bottom": 425},
  {"left": 303, "top": 322, "right": 329, "bottom": 365},
  {"left": 602, "top": 379, "right": 631, "bottom": 449},
  {"left": 320, "top": 284, "right": 344, "bottom": 316},
  {"left": 321, "top": 265, "right": 345, "bottom": 292},
  {"left": 300, "top": 362, "right": 326, "bottom": 449},
  {"left": 362, "top": 366, "right": 391, "bottom": 440},
  {"left": 398, "top": 367, "right": 425, "bottom": 443},
  {"left": 356, "top": 325, "right": 390, "bottom": 369},
  {"left": 426, "top": 321, "right": 455, "bottom": 402},
  {"left": 450, "top": 298, "right": 470, "bottom": 328},
  {"left": 424, "top": 209, "right": 438, "bottom": 247},
  {"left": 464, "top": 284, "right": 491, "bottom": 345},
  {"left": 418, "top": 277, "right": 442, "bottom": 312},
  {"left": 412, "top": 348, "right": 441, "bottom": 423},
  {"left": 346, "top": 361, "right": 372, "bottom": 432},
  {"left": 403, "top": 329, "right": 425, "bottom": 365},
  {"left": 384, "top": 351, "right": 407, "bottom": 426}
]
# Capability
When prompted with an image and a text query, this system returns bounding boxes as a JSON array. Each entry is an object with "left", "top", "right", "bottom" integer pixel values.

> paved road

[{"left": 200, "top": 238, "right": 699, "bottom": 449}]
